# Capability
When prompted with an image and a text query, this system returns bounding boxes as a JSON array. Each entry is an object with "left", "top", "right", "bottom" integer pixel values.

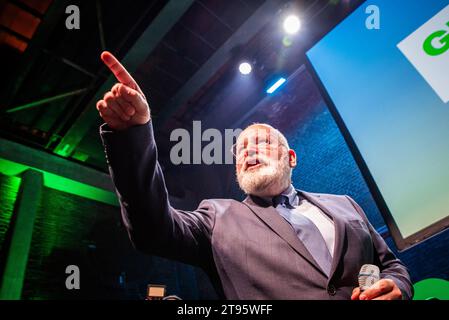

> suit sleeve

[
  {"left": 100, "top": 121, "right": 216, "bottom": 267},
  {"left": 345, "top": 196, "right": 414, "bottom": 300}
]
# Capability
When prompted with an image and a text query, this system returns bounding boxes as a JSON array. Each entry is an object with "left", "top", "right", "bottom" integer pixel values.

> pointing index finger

[{"left": 101, "top": 51, "right": 139, "bottom": 91}]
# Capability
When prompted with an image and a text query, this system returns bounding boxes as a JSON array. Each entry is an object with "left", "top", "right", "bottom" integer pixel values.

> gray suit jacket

[{"left": 100, "top": 121, "right": 413, "bottom": 300}]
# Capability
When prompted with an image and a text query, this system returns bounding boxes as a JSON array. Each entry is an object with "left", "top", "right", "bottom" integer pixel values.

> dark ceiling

[{"left": 0, "top": 0, "right": 364, "bottom": 171}]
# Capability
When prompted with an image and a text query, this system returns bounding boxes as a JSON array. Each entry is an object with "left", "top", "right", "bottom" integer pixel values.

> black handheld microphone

[{"left": 358, "top": 264, "right": 380, "bottom": 292}]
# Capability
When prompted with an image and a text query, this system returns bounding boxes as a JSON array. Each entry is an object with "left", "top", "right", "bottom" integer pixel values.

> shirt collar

[
  {"left": 259, "top": 184, "right": 299, "bottom": 207},
  {"left": 282, "top": 184, "right": 299, "bottom": 207}
]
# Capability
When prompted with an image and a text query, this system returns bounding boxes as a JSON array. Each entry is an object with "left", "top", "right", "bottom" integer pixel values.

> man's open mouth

[{"left": 245, "top": 159, "right": 264, "bottom": 171}]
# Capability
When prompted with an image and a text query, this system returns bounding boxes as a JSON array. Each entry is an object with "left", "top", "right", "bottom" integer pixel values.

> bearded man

[{"left": 98, "top": 51, "right": 413, "bottom": 300}]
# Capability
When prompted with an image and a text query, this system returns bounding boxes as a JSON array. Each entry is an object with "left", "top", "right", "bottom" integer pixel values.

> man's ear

[{"left": 288, "top": 149, "right": 297, "bottom": 168}]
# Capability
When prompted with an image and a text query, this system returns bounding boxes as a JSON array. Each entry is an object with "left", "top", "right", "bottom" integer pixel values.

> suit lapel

[
  {"left": 298, "top": 190, "right": 346, "bottom": 280},
  {"left": 242, "top": 195, "right": 326, "bottom": 277}
]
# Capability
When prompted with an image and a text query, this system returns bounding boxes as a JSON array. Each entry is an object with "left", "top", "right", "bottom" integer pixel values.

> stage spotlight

[
  {"left": 266, "top": 77, "right": 286, "bottom": 94},
  {"left": 239, "top": 62, "right": 252, "bottom": 75},
  {"left": 283, "top": 15, "right": 301, "bottom": 34}
]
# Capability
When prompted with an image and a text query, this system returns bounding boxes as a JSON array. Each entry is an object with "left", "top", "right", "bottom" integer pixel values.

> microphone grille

[{"left": 358, "top": 264, "right": 380, "bottom": 291}]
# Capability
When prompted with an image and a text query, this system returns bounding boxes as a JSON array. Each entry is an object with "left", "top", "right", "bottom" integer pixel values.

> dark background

[{"left": 0, "top": 0, "right": 448, "bottom": 299}]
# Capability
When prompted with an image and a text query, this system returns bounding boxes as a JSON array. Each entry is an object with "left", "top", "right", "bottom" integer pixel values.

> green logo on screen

[{"left": 423, "top": 21, "right": 449, "bottom": 56}]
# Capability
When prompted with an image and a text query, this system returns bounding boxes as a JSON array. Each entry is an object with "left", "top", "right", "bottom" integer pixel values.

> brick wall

[{"left": 0, "top": 174, "right": 21, "bottom": 260}]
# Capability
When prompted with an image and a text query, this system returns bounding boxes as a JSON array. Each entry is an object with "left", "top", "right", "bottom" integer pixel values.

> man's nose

[{"left": 245, "top": 144, "right": 259, "bottom": 157}]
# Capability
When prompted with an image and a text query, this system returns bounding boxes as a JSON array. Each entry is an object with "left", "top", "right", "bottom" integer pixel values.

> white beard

[{"left": 237, "top": 154, "right": 291, "bottom": 197}]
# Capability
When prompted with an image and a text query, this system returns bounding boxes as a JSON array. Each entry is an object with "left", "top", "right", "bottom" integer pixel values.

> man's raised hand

[{"left": 96, "top": 51, "right": 150, "bottom": 130}]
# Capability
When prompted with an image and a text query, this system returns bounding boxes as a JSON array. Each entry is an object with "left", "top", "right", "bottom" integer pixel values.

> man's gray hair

[{"left": 238, "top": 123, "right": 290, "bottom": 150}]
